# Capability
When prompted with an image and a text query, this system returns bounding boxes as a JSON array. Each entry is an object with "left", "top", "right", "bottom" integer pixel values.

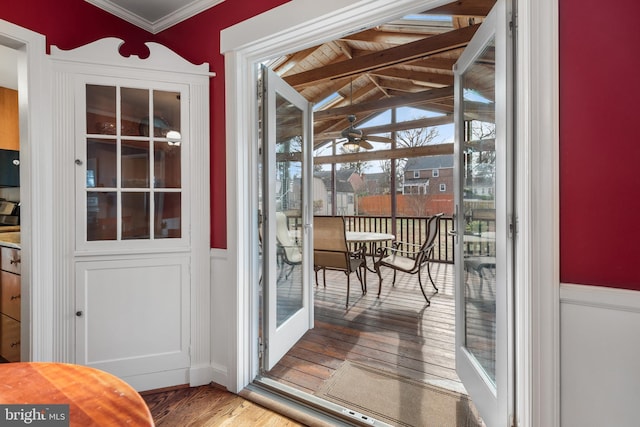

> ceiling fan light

[{"left": 343, "top": 140, "right": 361, "bottom": 151}]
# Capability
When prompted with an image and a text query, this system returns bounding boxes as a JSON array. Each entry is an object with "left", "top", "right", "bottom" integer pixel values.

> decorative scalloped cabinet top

[{"left": 50, "top": 38, "right": 214, "bottom": 77}]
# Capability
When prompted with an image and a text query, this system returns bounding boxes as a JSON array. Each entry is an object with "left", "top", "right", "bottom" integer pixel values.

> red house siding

[{"left": 559, "top": 0, "right": 640, "bottom": 290}]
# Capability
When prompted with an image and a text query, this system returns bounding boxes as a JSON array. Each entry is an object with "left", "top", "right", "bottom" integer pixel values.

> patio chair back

[
  {"left": 275, "top": 212, "right": 301, "bottom": 265},
  {"left": 313, "top": 216, "right": 350, "bottom": 270},
  {"left": 416, "top": 212, "right": 443, "bottom": 265},
  {"left": 313, "top": 216, "right": 366, "bottom": 307}
]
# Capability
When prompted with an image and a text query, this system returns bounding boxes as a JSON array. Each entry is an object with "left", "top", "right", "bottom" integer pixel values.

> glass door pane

[
  {"left": 262, "top": 66, "right": 313, "bottom": 371},
  {"left": 274, "top": 92, "right": 304, "bottom": 325},
  {"left": 454, "top": 1, "right": 513, "bottom": 426},
  {"left": 462, "top": 39, "right": 497, "bottom": 383},
  {"left": 84, "top": 84, "right": 183, "bottom": 243}
]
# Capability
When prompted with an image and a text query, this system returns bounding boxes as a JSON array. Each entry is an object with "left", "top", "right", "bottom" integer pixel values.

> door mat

[{"left": 316, "top": 361, "right": 484, "bottom": 427}]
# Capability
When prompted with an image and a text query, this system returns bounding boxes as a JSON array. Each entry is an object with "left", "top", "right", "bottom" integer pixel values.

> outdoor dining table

[{"left": 346, "top": 231, "right": 395, "bottom": 272}]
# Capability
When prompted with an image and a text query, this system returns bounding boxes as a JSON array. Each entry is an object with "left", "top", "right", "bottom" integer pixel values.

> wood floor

[
  {"left": 142, "top": 384, "right": 304, "bottom": 426},
  {"left": 141, "top": 261, "right": 495, "bottom": 427},
  {"left": 266, "top": 262, "right": 469, "bottom": 397}
]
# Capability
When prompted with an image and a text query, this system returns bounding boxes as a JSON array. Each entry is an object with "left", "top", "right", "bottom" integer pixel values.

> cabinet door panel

[
  {"left": 0, "top": 247, "right": 21, "bottom": 274},
  {"left": 0, "top": 313, "right": 20, "bottom": 362},
  {"left": 0, "top": 271, "right": 20, "bottom": 321}
]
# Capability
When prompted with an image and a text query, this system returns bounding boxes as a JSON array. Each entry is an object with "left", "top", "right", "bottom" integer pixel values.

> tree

[
  {"left": 338, "top": 144, "right": 369, "bottom": 174},
  {"left": 395, "top": 126, "right": 440, "bottom": 181}
]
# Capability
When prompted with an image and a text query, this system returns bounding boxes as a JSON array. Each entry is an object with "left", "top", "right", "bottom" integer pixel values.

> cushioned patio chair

[
  {"left": 275, "top": 212, "right": 302, "bottom": 280},
  {"left": 374, "top": 213, "right": 443, "bottom": 306}
]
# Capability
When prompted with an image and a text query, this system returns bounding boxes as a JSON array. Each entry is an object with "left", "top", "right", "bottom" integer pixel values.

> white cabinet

[{"left": 50, "top": 38, "right": 212, "bottom": 391}]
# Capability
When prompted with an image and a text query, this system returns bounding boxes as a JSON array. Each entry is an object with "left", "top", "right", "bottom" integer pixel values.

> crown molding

[{"left": 85, "top": 0, "right": 225, "bottom": 34}]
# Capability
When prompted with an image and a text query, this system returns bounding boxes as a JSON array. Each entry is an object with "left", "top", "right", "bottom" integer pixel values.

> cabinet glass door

[{"left": 84, "top": 84, "right": 184, "bottom": 242}]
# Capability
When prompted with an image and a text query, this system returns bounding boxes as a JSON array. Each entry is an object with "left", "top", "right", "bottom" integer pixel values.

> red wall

[
  {"left": 1, "top": 1, "right": 152, "bottom": 53},
  {"left": 560, "top": 0, "right": 640, "bottom": 290},
  {"left": 153, "top": 0, "right": 289, "bottom": 249},
  {"left": 5, "top": 1, "right": 639, "bottom": 288},
  {"left": 1, "top": 0, "right": 288, "bottom": 249}
]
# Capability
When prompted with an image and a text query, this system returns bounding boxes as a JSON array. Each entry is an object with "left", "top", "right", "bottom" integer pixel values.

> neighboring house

[
  {"left": 313, "top": 169, "right": 357, "bottom": 215},
  {"left": 402, "top": 154, "right": 454, "bottom": 196},
  {"left": 362, "top": 171, "right": 390, "bottom": 195},
  {"left": 1, "top": 2, "right": 638, "bottom": 427}
]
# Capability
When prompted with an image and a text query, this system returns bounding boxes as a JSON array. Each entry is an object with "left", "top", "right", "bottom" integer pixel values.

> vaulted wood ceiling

[{"left": 267, "top": 0, "right": 496, "bottom": 151}]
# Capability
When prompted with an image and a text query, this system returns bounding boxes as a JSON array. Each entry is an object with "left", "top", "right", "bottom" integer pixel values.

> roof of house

[
  {"left": 405, "top": 154, "right": 454, "bottom": 171},
  {"left": 314, "top": 169, "right": 356, "bottom": 193}
]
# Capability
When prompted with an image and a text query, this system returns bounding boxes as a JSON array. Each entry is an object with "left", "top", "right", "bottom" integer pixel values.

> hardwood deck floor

[{"left": 265, "top": 261, "right": 470, "bottom": 398}]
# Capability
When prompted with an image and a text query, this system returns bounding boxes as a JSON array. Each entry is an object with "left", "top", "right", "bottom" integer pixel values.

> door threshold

[{"left": 243, "top": 376, "right": 392, "bottom": 427}]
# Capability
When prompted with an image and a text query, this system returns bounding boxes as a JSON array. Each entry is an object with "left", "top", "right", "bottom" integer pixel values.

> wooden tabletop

[{"left": 0, "top": 362, "right": 154, "bottom": 426}]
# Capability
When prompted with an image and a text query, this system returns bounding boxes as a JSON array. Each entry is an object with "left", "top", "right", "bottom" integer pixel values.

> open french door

[
  {"left": 260, "top": 65, "right": 314, "bottom": 371},
  {"left": 453, "top": 1, "right": 514, "bottom": 426}
]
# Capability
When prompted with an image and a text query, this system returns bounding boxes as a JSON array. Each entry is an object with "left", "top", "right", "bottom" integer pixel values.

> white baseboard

[
  {"left": 123, "top": 368, "right": 190, "bottom": 392},
  {"left": 560, "top": 283, "right": 640, "bottom": 427},
  {"left": 189, "top": 364, "right": 215, "bottom": 387},
  {"left": 210, "top": 361, "right": 229, "bottom": 388}
]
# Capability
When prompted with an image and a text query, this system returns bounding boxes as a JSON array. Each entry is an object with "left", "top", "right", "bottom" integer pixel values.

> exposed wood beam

[
  {"left": 315, "top": 115, "right": 454, "bottom": 141},
  {"left": 276, "top": 143, "right": 454, "bottom": 163},
  {"left": 314, "top": 86, "right": 453, "bottom": 121},
  {"left": 283, "top": 24, "right": 479, "bottom": 88},
  {"left": 427, "top": 0, "right": 496, "bottom": 17},
  {"left": 369, "top": 68, "right": 453, "bottom": 87},
  {"left": 404, "top": 57, "right": 457, "bottom": 72},
  {"left": 313, "top": 144, "right": 454, "bottom": 165},
  {"left": 339, "top": 28, "right": 430, "bottom": 45},
  {"left": 365, "top": 74, "right": 390, "bottom": 98},
  {"left": 277, "top": 45, "right": 320, "bottom": 77},
  {"left": 376, "top": 77, "right": 424, "bottom": 93}
]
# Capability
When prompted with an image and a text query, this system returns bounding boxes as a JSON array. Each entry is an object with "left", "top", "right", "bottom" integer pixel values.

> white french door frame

[
  {"left": 261, "top": 65, "right": 314, "bottom": 370},
  {"left": 453, "top": 1, "right": 513, "bottom": 425},
  {"left": 221, "top": 1, "right": 560, "bottom": 426}
]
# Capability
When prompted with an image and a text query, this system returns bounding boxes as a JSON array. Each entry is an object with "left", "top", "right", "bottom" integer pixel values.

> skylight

[{"left": 463, "top": 88, "right": 494, "bottom": 104}]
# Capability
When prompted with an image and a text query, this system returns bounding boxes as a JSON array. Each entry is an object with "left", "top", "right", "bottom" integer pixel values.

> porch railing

[
  {"left": 289, "top": 214, "right": 496, "bottom": 264},
  {"left": 341, "top": 214, "right": 456, "bottom": 263}
]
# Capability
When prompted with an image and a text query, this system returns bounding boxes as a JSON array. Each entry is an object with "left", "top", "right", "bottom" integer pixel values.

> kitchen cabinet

[
  {"left": 0, "top": 149, "right": 20, "bottom": 187},
  {"left": 0, "top": 244, "right": 20, "bottom": 362},
  {"left": 0, "top": 87, "right": 19, "bottom": 151}
]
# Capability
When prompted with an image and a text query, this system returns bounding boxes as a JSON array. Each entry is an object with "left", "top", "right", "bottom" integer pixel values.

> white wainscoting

[
  {"left": 210, "top": 248, "right": 230, "bottom": 387},
  {"left": 560, "top": 283, "right": 640, "bottom": 427}
]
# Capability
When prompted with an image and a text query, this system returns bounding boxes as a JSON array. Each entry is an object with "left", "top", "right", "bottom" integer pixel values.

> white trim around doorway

[
  {"left": 0, "top": 19, "right": 54, "bottom": 363},
  {"left": 220, "top": 1, "right": 560, "bottom": 426}
]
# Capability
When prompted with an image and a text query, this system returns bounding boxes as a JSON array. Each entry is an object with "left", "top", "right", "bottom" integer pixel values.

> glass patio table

[{"left": 346, "top": 231, "right": 395, "bottom": 273}]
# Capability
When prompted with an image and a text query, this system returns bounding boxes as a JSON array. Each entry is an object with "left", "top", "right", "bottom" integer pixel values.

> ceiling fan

[{"left": 340, "top": 114, "right": 393, "bottom": 150}]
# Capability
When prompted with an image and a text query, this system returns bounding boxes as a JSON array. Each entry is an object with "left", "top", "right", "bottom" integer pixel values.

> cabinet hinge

[{"left": 258, "top": 337, "right": 264, "bottom": 362}]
